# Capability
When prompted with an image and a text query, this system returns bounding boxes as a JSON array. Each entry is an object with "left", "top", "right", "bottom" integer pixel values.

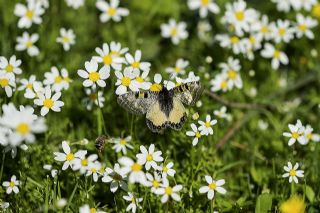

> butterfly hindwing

[{"left": 173, "top": 81, "right": 203, "bottom": 106}]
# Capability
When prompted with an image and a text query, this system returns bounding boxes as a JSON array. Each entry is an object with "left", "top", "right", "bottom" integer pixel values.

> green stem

[
  {"left": 291, "top": 182, "right": 295, "bottom": 195},
  {"left": 0, "top": 151, "right": 5, "bottom": 182},
  {"left": 96, "top": 90, "right": 108, "bottom": 136},
  {"left": 211, "top": 199, "right": 215, "bottom": 213}
]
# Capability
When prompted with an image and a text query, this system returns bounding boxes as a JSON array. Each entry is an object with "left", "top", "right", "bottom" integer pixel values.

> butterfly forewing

[{"left": 172, "top": 81, "right": 203, "bottom": 106}]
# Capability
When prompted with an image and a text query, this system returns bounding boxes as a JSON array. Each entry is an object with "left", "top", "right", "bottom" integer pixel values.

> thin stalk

[{"left": 0, "top": 152, "right": 5, "bottom": 182}]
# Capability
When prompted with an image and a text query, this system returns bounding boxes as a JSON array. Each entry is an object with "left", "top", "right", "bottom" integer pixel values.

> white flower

[
  {"left": 271, "top": 0, "right": 291, "bottom": 12},
  {"left": 133, "top": 70, "right": 152, "bottom": 90},
  {"left": 79, "top": 204, "right": 106, "bottom": 213},
  {"left": 155, "top": 178, "right": 183, "bottom": 203},
  {"left": 136, "top": 144, "right": 163, "bottom": 170},
  {"left": 44, "top": 67, "right": 71, "bottom": 92},
  {"left": 215, "top": 34, "right": 245, "bottom": 55},
  {"left": 161, "top": 19, "right": 188, "bottom": 45},
  {"left": 77, "top": 59, "right": 110, "bottom": 88},
  {"left": 83, "top": 88, "right": 105, "bottom": 110},
  {"left": 73, "top": 153, "right": 98, "bottom": 174},
  {"left": 185, "top": 71, "right": 200, "bottom": 83},
  {"left": 118, "top": 157, "right": 147, "bottom": 185},
  {"left": 199, "top": 176, "right": 226, "bottom": 200},
  {"left": 86, "top": 161, "right": 101, "bottom": 182},
  {"left": 149, "top": 73, "right": 163, "bottom": 92},
  {"left": 210, "top": 74, "right": 229, "bottom": 92},
  {"left": 157, "top": 162, "right": 176, "bottom": 178},
  {"left": 53, "top": 141, "right": 84, "bottom": 170},
  {"left": 15, "top": 32, "right": 40, "bottom": 57},
  {"left": 165, "top": 58, "right": 189, "bottom": 79},
  {"left": 65, "top": 0, "right": 84, "bottom": 9},
  {"left": 29, "top": 0, "right": 49, "bottom": 9},
  {"left": 270, "top": 20, "right": 295, "bottom": 43},
  {"left": 282, "top": 162, "right": 304, "bottom": 183},
  {"left": 198, "top": 115, "right": 217, "bottom": 135},
  {"left": 14, "top": 0, "right": 44, "bottom": 29},
  {"left": 223, "top": 0, "right": 258, "bottom": 36},
  {"left": 283, "top": 120, "right": 307, "bottom": 146},
  {"left": 188, "top": 0, "right": 220, "bottom": 18},
  {"left": 92, "top": 42, "right": 127, "bottom": 70},
  {"left": 0, "top": 55, "right": 22, "bottom": 76},
  {"left": 186, "top": 123, "right": 204, "bottom": 146},
  {"left": 56, "top": 28, "right": 76, "bottom": 51},
  {"left": 214, "top": 106, "right": 229, "bottom": 120},
  {"left": 115, "top": 68, "right": 139, "bottom": 95},
  {"left": 290, "top": 0, "right": 317, "bottom": 11},
  {"left": 145, "top": 172, "right": 162, "bottom": 193},
  {"left": 220, "top": 57, "right": 242, "bottom": 89},
  {"left": 102, "top": 163, "right": 128, "bottom": 192},
  {"left": 258, "top": 120, "right": 269, "bottom": 130},
  {"left": 304, "top": 125, "right": 320, "bottom": 143},
  {"left": 251, "top": 15, "right": 272, "bottom": 40},
  {"left": 0, "top": 71, "right": 15, "bottom": 97},
  {"left": 295, "top": 14, "right": 318, "bottom": 39},
  {"left": 123, "top": 192, "right": 143, "bottom": 213},
  {"left": 24, "top": 80, "right": 44, "bottom": 99},
  {"left": 125, "top": 50, "right": 151, "bottom": 73},
  {"left": 2, "top": 175, "right": 20, "bottom": 194},
  {"left": 111, "top": 136, "right": 133, "bottom": 154},
  {"left": 96, "top": 0, "right": 129, "bottom": 23},
  {"left": 0, "top": 103, "right": 47, "bottom": 146},
  {"left": 34, "top": 87, "right": 64, "bottom": 116},
  {"left": 0, "top": 202, "right": 10, "bottom": 209},
  {"left": 261, "top": 43, "right": 288, "bottom": 70}
]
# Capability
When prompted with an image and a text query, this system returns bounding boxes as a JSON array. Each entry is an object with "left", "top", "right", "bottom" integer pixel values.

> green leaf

[
  {"left": 255, "top": 193, "right": 272, "bottom": 213},
  {"left": 305, "top": 185, "right": 315, "bottom": 203}
]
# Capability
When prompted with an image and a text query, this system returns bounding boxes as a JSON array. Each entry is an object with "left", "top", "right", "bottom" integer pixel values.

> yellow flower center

[
  {"left": 298, "top": 24, "right": 307, "bottom": 32},
  {"left": 152, "top": 180, "right": 159, "bottom": 188},
  {"left": 121, "top": 77, "right": 131, "bottom": 86},
  {"left": 235, "top": 11, "right": 245, "bottom": 21},
  {"left": 9, "top": 181, "right": 15, "bottom": 188},
  {"left": 91, "top": 168, "right": 97, "bottom": 173},
  {"left": 26, "top": 10, "right": 34, "bottom": 19},
  {"left": 135, "top": 76, "right": 144, "bottom": 83},
  {"left": 273, "top": 50, "right": 281, "bottom": 59},
  {"left": 312, "top": 4, "right": 320, "bottom": 18},
  {"left": 107, "top": 7, "right": 117, "bottom": 16},
  {"left": 66, "top": 153, "right": 74, "bottom": 161},
  {"left": 230, "top": 36, "right": 239, "bottom": 44},
  {"left": 289, "top": 169, "right": 296, "bottom": 177},
  {"left": 64, "top": 77, "right": 72, "bottom": 82},
  {"left": 150, "top": 83, "right": 162, "bottom": 92},
  {"left": 43, "top": 99, "right": 54, "bottom": 108},
  {"left": 227, "top": 70, "right": 237, "bottom": 79},
  {"left": 175, "top": 66, "right": 181, "bottom": 73},
  {"left": 278, "top": 28, "right": 286, "bottom": 36},
  {"left": 163, "top": 166, "right": 168, "bottom": 172},
  {"left": 131, "top": 163, "right": 142, "bottom": 172},
  {"left": 170, "top": 27, "right": 177, "bottom": 36},
  {"left": 165, "top": 187, "right": 173, "bottom": 195},
  {"left": 292, "top": 132, "right": 299, "bottom": 139},
  {"left": 201, "top": 0, "right": 209, "bottom": 6},
  {"left": 26, "top": 41, "right": 33, "bottom": 48},
  {"left": 0, "top": 78, "right": 9, "bottom": 87},
  {"left": 62, "top": 36, "right": 69, "bottom": 43},
  {"left": 261, "top": 26, "right": 268, "bottom": 33},
  {"left": 5, "top": 64, "right": 14, "bottom": 73},
  {"left": 103, "top": 54, "right": 112, "bottom": 65},
  {"left": 249, "top": 36, "right": 256, "bottom": 44},
  {"left": 196, "top": 131, "right": 201, "bottom": 138},
  {"left": 307, "top": 133, "right": 313, "bottom": 140},
  {"left": 89, "top": 72, "right": 100, "bottom": 82},
  {"left": 16, "top": 123, "right": 30, "bottom": 135},
  {"left": 81, "top": 159, "right": 88, "bottom": 166},
  {"left": 54, "top": 76, "right": 63, "bottom": 83},
  {"left": 146, "top": 154, "right": 153, "bottom": 161},
  {"left": 209, "top": 183, "right": 217, "bottom": 190},
  {"left": 132, "top": 61, "right": 140, "bottom": 69},
  {"left": 119, "top": 139, "right": 127, "bottom": 145},
  {"left": 205, "top": 121, "right": 211, "bottom": 128},
  {"left": 90, "top": 208, "right": 96, "bottom": 213},
  {"left": 220, "top": 80, "right": 228, "bottom": 89},
  {"left": 26, "top": 83, "right": 33, "bottom": 89},
  {"left": 89, "top": 93, "right": 97, "bottom": 100}
]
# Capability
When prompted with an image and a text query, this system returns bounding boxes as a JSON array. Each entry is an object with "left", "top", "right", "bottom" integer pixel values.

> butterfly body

[{"left": 117, "top": 81, "right": 203, "bottom": 133}]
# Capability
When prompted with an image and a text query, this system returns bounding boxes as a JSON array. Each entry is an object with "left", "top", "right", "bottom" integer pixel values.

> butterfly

[{"left": 117, "top": 81, "right": 203, "bottom": 133}]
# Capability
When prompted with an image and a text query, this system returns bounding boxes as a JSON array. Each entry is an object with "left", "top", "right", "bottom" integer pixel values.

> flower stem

[
  {"left": 210, "top": 199, "right": 215, "bottom": 213},
  {"left": 0, "top": 151, "right": 5, "bottom": 182}
]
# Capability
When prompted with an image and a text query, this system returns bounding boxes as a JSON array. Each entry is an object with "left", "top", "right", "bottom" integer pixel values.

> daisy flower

[
  {"left": 15, "top": 32, "right": 40, "bottom": 57},
  {"left": 157, "top": 162, "right": 176, "bottom": 178},
  {"left": 198, "top": 114, "right": 217, "bottom": 135},
  {"left": 86, "top": 161, "right": 101, "bottom": 182},
  {"left": 186, "top": 123, "right": 204, "bottom": 146},
  {"left": 34, "top": 87, "right": 64, "bottom": 116},
  {"left": 304, "top": 125, "right": 320, "bottom": 143},
  {"left": 0, "top": 71, "right": 16, "bottom": 97},
  {"left": 220, "top": 57, "right": 242, "bottom": 89},
  {"left": 77, "top": 59, "right": 110, "bottom": 88},
  {"left": 282, "top": 120, "right": 307, "bottom": 146},
  {"left": 161, "top": 19, "right": 188, "bottom": 45},
  {"left": 14, "top": 0, "right": 44, "bottom": 29},
  {"left": 213, "top": 106, "right": 229, "bottom": 120},
  {"left": 24, "top": 80, "right": 44, "bottom": 99},
  {"left": 282, "top": 162, "right": 304, "bottom": 183},
  {"left": 18, "top": 75, "right": 37, "bottom": 92},
  {"left": 271, "top": 0, "right": 291, "bottom": 12},
  {"left": 65, "top": 0, "right": 85, "bottom": 9},
  {"left": 185, "top": 71, "right": 200, "bottom": 83},
  {"left": 2, "top": 175, "right": 20, "bottom": 194},
  {"left": 56, "top": 28, "right": 76, "bottom": 51},
  {"left": 111, "top": 136, "right": 133, "bottom": 154},
  {"left": 295, "top": 14, "right": 318, "bottom": 39},
  {"left": 0, "top": 55, "right": 22, "bottom": 76},
  {"left": 224, "top": 0, "right": 258, "bottom": 36},
  {"left": 102, "top": 163, "right": 128, "bottom": 192},
  {"left": 136, "top": 144, "right": 164, "bottom": 170},
  {"left": 145, "top": 172, "right": 162, "bottom": 193},
  {"left": 53, "top": 141, "right": 84, "bottom": 170},
  {"left": 133, "top": 70, "right": 152, "bottom": 90},
  {"left": 155, "top": 178, "right": 183, "bottom": 203},
  {"left": 83, "top": 88, "right": 105, "bottom": 110},
  {"left": 118, "top": 157, "right": 147, "bottom": 185},
  {"left": 199, "top": 176, "right": 226, "bottom": 200},
  {"left": 215, "top": 34, "right": 245, "bottom": 55},
  {"left": 73, "top": 153, "right": 98, "bottom": 174},
  {"left": 123, "top": 192, "right": 143, "bottom": 213},
  {"left": 187, "top": 0, "right": 220, "bottom": 18},
  {"left": 79, "top": 204, "right": 106, "bottom": 213},
  {"left": 92, "top": 42, "right": 127, "bottom": 70},
  {"left": 115, "top": 68, "right": 139, "bottom": 95},
  {"left": 261, "top": 43, "right": 288, "bottom": 70},
  {"left": 270, "top": 20, "right": 295, "bottom": 43},
  {"left": 29, "top": 0, "right": 49, "bottom": 9},
  {"left": 96, "top": 0, "right": 129, "bottom": 23},
  {"left": 210, "top": 74, "right": 229, "bottom": 92},
  {"left": 165, "top": 58, "right": 189, "bottom": 79},
  {"left": 44, "top": 67, "right": 71, "bottom": 92},
  {"left": 291, "top": 0, "right": 317, "bottom": 11},
  {"left": 149, "top": 73, "right": 163, "bottom": 92},
  {"left": 0, "top": 103, "right": 47, "bottom": 146},
  {"left": 251, "top": 15, "right": 272, "bottom": 41},
  {"left": 125, "top": 50, "right": 151, "bottom": 73}
]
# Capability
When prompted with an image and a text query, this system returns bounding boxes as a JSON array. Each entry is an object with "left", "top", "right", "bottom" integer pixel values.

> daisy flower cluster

[
  {"left": 272, "top": 0, "right": 318, "bottom": 12},
  {"left": 0, "top": 55, "right": 22, "bottom": 97},
  {"left": 96, "top": 0, "right": 129, "bottom": 23}
]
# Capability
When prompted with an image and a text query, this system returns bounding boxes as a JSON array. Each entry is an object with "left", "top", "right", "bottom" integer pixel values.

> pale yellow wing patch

[
  {"left": 168, "top": 98, "right": 186, "bottom": 124},
  {"left": 146, "top": 102, "right": 168, "bottom": 132}
]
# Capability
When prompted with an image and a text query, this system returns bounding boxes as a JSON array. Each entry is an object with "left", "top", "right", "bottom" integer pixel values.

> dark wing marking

[
  {"left": 117, "top": 91, "right": 158, "bottom": 115},
  {"left": 172, "top": 81, "right": 203, "bottom": 106}
]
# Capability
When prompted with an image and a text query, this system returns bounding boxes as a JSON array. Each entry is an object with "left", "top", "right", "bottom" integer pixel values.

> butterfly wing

[
  {"left": 117, "top": 91, "right": 158, "bottom": 115},
  {"left": 167, "top": 97, "right": 187, "bottom": 130},
  {"left": 172, "top": 81, "right": 203, "bottom": 106}
]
